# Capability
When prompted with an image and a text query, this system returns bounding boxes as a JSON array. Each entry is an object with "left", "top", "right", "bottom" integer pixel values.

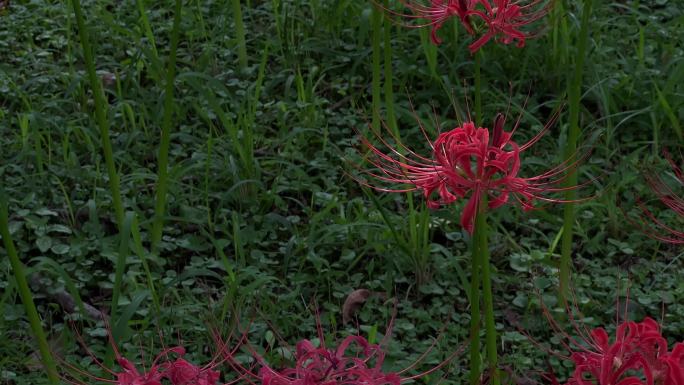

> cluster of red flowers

[
  {"left": 64, "top": 317, "right": 456, "bottom": 385},
  {"left": 258, "top": 336, "right": 402, "bottom": 385},
  {"left": 392, "top": 0, "right": 550, "bottom": 52},
  {"left": 117, "top": 352, "right": 220, "bottom": 385},
  {"left": 359, "top": 111, "right": 582, "bottom": 233},
  {"left": 551, "top": 318, "right": 684, "bottom": 385},
  {"left": 63, "top": 344, "right": 221, "bottom": 385}
]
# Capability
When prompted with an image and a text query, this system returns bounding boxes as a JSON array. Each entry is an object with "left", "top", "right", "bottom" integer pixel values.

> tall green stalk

[
  {"left": 474, "top": 51, "right": 482, "bottom": 126},
  {"left": 105, "top": 211, "right": 134, "bottom": 368},
  {"left": 111, "top": 212, "right": 134, "bottom": 319},
  {"left": 231, "top": 0, "right": 248, "bottom": 70},
  {"left": 382, "top": 0, "right": 398, "bottom": 137},
  {"left": 135, "top": 0, "right": 159, "bottom": 58},
  {"left": 150, "top": 0, "right": 183, "bottom": 254},
  {"left": 477, "top": 195, "right": 499, "bottom": 385},
  {"left": 468, "top": 222, "right": 482, "bottom": 385},
  {"left": 559, "top": 0, "right": 593, "bottom": 303},
  {"left": 1, "top": 193, "right": 59, "bottom": 385},
  {"left": 469, "top": 49, "right": 485, "bottom": 385},
  {"left": 71, "top": 0, "right": 124, "bottom": 228},
  {"left": 371, "top": 4, "right": 382, "bottom": 133}
]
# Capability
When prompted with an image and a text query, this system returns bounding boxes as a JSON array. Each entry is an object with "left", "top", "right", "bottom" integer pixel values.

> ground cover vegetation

[{"left": 0, "top": 0, "right": 683, "bottom": 384}]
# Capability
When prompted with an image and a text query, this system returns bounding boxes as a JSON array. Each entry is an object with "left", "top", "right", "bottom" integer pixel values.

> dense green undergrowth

[{"left": 0, "top": 0, "right": 683, "bottom": 383}]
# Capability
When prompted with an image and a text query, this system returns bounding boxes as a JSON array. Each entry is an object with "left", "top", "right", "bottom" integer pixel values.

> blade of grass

[
  {"left": 111, "top": 211, "right": 134, "bottom": 323},
  {"left": 150, "top": 0, "right": 183, "bottom": 253},
  {"left": 130, "top": 214, "right": 161, "bottom": 317},
  {"left": 653, "top": 83, "right": 683, "bottom": 142},
  {"left": 71, "top": 0, "right": 125, "bottom": 228},
  {"left": 31, "top": 115, "right": 45, "bottom": 175},
  {"left": 135, "top": 0, "right": 159, "bottom": 58},
  {"left": 419, "top": 27, "right": 438, "bottom": 79},
  {"left": 559, "top": 0, "right": 593, "bottom": 303},
  {"left": 1, "top": 191, "right": 59, "bottom": 385},
  {"left": 382, "top": 0, "right": 398, "bottom": 138},
  {"left": 231, "top": 0, "right": 248, "bottom": 70},
  {"left": 474, "top": 51, "right": 482, "bottom": 126},
  {"left": 106, "top": 290, "right": 150, "bottom": 367},
  {"left": 371, "top": 3, "right": 382, "bottom": 132}
]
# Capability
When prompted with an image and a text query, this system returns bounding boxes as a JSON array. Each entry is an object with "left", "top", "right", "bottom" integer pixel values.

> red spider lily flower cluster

[
  {"left": 62, "top": 345, "right": 221, "bottom": 385},
  {"left": 60, "top": 327, "right": 225, "bottom": 385},
  {"left": 549, "top": 318, "right": 684, "bottom": 385},
  {"left": 389, "top": 0, "right": 550, "bottom": 52},
  {"left": 634, "top": 151, "right": 684, "bottom": 244},
  {"left": 258, "top": 336, "right": 401, "bottom": 385},
  {"left": 222, "top": 306, "right": 460, "bottom": 385},
  {"left": 357, "top": 110, "right": 583, "bottom": 233}
]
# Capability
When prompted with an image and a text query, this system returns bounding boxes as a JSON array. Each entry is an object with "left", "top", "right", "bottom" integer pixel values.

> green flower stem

[
  {"left": 231, "top": 0, "right": 248, "bottom": 70},
  {"left": 111, "top": 212, "right": 134, "bottom": 319},
  {"left": 474, "top": 51, "right": 482, "bottom": 126},
  {"left": 468, "top": 220, "right": 482, "bottom": 385},
  {"left": 469, "top": 49, "right": 485, "bottom": 385},
  {"left": 150, "top": 0, "right": 183, "bottom": 253},
  {"left": 477, "top": 194, "right": 499, "bottom": 385},
  {"left": 560, "top": 0, "right": 593, "bottom": 303},
  {"left": 71, "top": 0, "right": 124, "bottom": 229},
  {"left": 135, "top": 0, "right": 158, "bottom": 58},
  {"left": 1, "top": 193, "right": 59, "bottom": 385},
  {"left": 383, "top": 0, "right": 398, "bottom": 138},
  {"left": 371, "top": 3, "right": 382, "bottom": 133},
  {"left": 105, "top": 211, "right": 134, "bottom": 368}
]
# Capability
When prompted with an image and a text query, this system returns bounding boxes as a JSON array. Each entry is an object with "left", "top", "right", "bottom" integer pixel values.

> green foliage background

[{"left": 0, "top": 0, "right": 683, "bottom": 383}]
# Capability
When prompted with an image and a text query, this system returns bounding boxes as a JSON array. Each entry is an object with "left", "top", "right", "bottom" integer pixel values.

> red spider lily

[
  {"left": 391, "top": 0, "right": 475, "bottom": 44},
  {"left": 59, "top": 321, "right": 229, "bottom": 385},
  {"left": 551, "top": 318, "right": 684, "bottom": 385},
  {"left": 258, "top": 336, "right": 402, "bottom": 385},
  {"left": 60, "top": 343, "right": 184, "bottom": 385},
  {"left": 385, "top": 0, "right": 550, "bottom": 52},
  {"left": 634, "top": 151, "right": 684, "bottom": 245},
  {"left": 166, "top": 357, "right": 222, "bottom": 385},
  {"left": 219, "top": 303, "right": 462, "bottom": 385},
  {"left": 467, "top": 0, "right": 550, "bottom": 52},
  {"left": 520, "top": 287, "right": 684, "bottom": 385},
  {"left": 356, "top": 108, "right": 585, "bottom": 234}
]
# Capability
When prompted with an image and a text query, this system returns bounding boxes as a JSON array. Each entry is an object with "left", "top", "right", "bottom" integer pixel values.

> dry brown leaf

[{"left": 342, "top": 289, "right": 371, "bottom": 324}]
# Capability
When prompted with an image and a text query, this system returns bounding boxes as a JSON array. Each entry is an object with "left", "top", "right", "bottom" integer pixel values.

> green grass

[
  {"left": 0, "top": 1, "right": 683, "bottom": 384},
  {"left": 559, "top": 0, "right": 593, "bottom": 307}
]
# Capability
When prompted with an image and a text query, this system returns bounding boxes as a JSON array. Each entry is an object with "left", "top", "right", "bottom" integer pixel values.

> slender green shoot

[
  {"left": 419, "top": 27, "right": 438, "bottom": 79},
  {"left": 71, "top": 0, "right": 125, "bottom": 228},
  {"left": 135, "top": 0, "right": 159, "bottom": 58},
  {"left": 150, "top": 0, "right": 183, "bottom": 253},
  {"left": 654, "top": 84, "right": 683, "bottom": 142},
  {"left": 130, "top": 215, "right": 161, "bottom": 316},
  {"left": 105, "top": 211, "right": 134, "bottom": 368},
  {"left": 231, "top": 0, "right": 248, "bottom": 70},
  {"left": 17, "top": 113, "right": 29, "bottom": 151},
  {"left": 468, "top": 213, "right": 482, "bottom": 385},
  {"left": 476, "top": 195, "right": 499, "bottom": 385},
  {"left": 474, "top": 51, "right": 482, "bottom": 126},
  {"left": 468, "top": 48, "right": 486, "bottom": 385},
  {"left": 383, "top": 0, "right": 398, "bottom": 137},
  {"left": 371, "top": 3, "right": 382, "bottom": 132},
  {"left": 559, "top": 0, "right": 593, "bottom": 303},
  {"left": 111, "top": 212, "right": 134, "bottom": 320},
  {"left": 1, "top": 192, "right": 59, "bottom": 385},
  {"left": 31, "top": 116, "right": 45, "bottom": 175}
]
